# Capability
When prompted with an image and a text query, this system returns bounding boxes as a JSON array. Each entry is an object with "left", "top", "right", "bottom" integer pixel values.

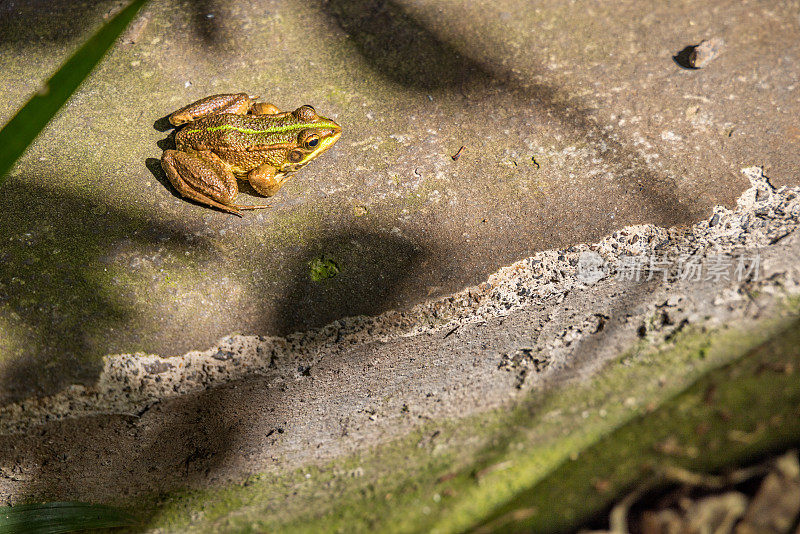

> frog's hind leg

[
  {"left": 168, "top": 93, "right": 255, "bottom": 126},
  {"left": 161, "top": 149, "right": 247, "bottom": 216},
  {"left": 249, "top": 102, "right": 282, "bottom": 116}
]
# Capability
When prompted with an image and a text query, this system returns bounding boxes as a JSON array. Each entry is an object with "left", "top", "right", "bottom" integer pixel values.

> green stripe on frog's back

[{"left": 184, "top": 121, "right": 339, "bottom": 136}]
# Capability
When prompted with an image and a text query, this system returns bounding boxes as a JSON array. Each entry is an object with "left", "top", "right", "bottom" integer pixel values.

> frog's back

[{"left": 176, "top": 114, "right": 300, "bottom": 152}]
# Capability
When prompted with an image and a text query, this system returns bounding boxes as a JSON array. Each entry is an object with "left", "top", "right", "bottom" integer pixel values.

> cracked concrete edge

[{"left": 1, "top": 166, "right": 798, "bottom": 434}]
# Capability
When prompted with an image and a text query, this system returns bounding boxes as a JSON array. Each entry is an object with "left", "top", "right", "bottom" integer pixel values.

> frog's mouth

[{"left": 310, "top": 129, "right": 342, "bottom": 159}]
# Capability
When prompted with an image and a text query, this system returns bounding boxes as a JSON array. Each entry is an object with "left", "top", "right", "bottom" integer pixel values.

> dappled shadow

[
  {"left": 0, "top": 226, "right": 432, "bottom": 520},
  {"left": 0, "top": 380, "right": 262, "bottom": 511},
  {"left": 320, "top": 0, "right": 698, "bottom": 227},
  {"left": 0, "top": 179, "right": 210, "bottom": 405},
  {"left": 0, "top": 1, "right": 735, "bottom": 523},
  {"left": 322, "top": 0, "right": 489, "bottom": 90},
  {"left": 185, "top": 0, "right": 225, "bottom": 46},
  {"left": 0, "top": 0, "right": 224, "bottom": 46},
  {"left": 0, "top": 0, "right": 112, "bottom": 45},
  {"left": 0, "top": 349, "right": 381, "bottom": 521}
]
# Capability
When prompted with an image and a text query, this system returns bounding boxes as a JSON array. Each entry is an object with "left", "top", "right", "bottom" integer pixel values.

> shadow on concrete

[
  {"left": 321, "top": 0, "right": 699, "bottom": 227},
  {"left": 0, "top": 380, "right": 262, "bottom": 513},
  {"left": 0, "top": 178, "right": 210, "bottom": 405},
  {"left": 153, "top": 115, "right": 175, "bottom": 134},
  {"left": 322, "top": 0, "right": 489, "bottom": 90},
  {"left": 271, "top": 229, "right": 432, "bottom": 336},
  {"left": 145, "top": 156, "right": 185, "bottom": 204},
  {"left": 0, "top": 0, "right": 224, "bottom": 47},
  {"left": 0, "top": 227, "right": 430, "bottom": 520},
  {"left": 0, "top": 357, "right": 383, "bottom": 525},
  {"left": 185, "top": 0, "right": 224, "bottom": 45},
  {"left": 0, "top": 0, "right": 112, "bottom": 45},
  {"left": 0, "top": 0, "right": 729, "bottom": 522}
]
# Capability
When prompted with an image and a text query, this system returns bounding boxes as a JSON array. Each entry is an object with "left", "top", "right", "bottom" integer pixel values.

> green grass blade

[
  {"left": 0, "top": 0, "right": 149, "bottom": 185},
  {"left": 0, "top": 502, "right": 137, "bottom": 533}
]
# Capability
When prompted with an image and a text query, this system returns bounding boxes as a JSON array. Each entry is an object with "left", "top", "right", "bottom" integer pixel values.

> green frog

[{"left": 160, "top": 93, "right": 342, "bottom": 216}]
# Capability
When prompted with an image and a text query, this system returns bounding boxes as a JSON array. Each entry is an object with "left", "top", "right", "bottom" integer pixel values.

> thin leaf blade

[
  {"left": 0, "top": 0, "right": 149, "bottom": 184},
  {"left": 0, "top": 502, "right": 137, "bottom": 533}
]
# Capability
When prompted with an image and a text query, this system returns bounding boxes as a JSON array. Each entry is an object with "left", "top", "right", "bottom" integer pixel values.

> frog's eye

[
  {"left": 295, "top": 105, "right": 317, "bottom": 122},
  {"left": 288, "top": 150, "right": 304, "bottom": 163},
  {"left": 304, "top": 134, "right": 320, "bottom": 150}
]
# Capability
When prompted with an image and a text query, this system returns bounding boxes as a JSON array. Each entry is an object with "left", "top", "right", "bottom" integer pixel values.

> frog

[{"left": 160, "top": 93, "right": 342, "bottom": 216}]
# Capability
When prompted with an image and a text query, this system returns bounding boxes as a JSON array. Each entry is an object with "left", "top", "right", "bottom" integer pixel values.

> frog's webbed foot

[
  {"left": 161, "top": 149, "right": 245, "bottom": 216},
  {"left": 168, "top": 93, "right": 254, "bottom": 126}
]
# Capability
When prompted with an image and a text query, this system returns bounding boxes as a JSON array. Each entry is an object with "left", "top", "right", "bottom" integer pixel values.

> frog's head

[{"left": 279, "top": 105, "right": 341, "bottom": 174}]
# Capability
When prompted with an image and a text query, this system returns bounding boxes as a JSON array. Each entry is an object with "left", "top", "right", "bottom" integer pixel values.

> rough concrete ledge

[{"left": 0, "top": 167, "right": 797, "bottom": 438}]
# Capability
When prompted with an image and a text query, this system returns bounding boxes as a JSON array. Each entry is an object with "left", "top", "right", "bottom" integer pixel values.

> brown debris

[
  {"left": 583, "top": 450, "right": 800, "bottom": 534},
  {"left": 736, "top": 451, "right": 800, "bottom": 534},
  {"left": 689, "top": 38, "right": 725, "bottom": 68}
]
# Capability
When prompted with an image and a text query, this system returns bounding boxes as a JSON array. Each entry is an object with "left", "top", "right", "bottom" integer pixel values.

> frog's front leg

[
  {"left": 161, "top": 149, "right": 270, "bottom": 215},
  {"left": 247, "top": 163, "right": 291, "bottom": 197},
  {"left": 168, "top": 93, "right": 256, "bottom": 126}
]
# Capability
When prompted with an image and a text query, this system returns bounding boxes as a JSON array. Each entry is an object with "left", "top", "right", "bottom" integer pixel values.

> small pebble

[{"left": 689, "top": 37, "right": 725, "bottom": 68}]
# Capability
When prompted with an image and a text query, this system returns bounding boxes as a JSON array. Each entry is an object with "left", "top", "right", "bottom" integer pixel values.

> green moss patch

[
  {"left": 476, "top": 318, "right": 800, "bottom": 532},
  {"left": 309, "top": 256, "right": 340, "bottom": 281}
]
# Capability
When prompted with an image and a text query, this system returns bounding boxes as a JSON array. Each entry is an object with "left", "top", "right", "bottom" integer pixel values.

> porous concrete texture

[
  {"left": 2, "top": 0, "right": 799, "bottom": 401},
  {"left": 0, "top": 169, "right": 797, "bottom": 531},
  {"left": 1, "top": 0, "right": 799, "bottom": 530},
  {"left": 0, "top": 167, "right": 797, "bottom": 432}
]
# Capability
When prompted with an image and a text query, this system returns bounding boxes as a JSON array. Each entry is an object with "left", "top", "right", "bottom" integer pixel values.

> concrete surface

[
  {"left": 2, "top": 0, "right": 799, "bottom": 401},
  {"left": 0, "top": 0, "right": 799, "bottom": 530},
  {"left": 0, "top": 168, "right": 798, "bottom": 531}
]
